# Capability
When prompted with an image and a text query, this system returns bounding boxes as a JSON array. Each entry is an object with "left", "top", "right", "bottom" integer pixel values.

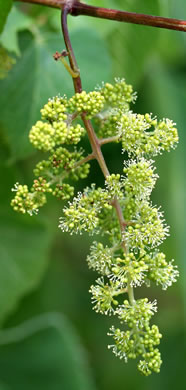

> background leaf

[
  {"left": 0, "top": 7, "right": 33, "bottom": 55},
  {"left": 106, "top": 0, "right": 161, "bottom": 84},
  {"left": 0, "top": 28, "right": 112, "bottom": 160},
  {"left": 0, "top": 313, "right": 97, "bottom": 390},
  {"left": 0, "top": 163, "right": 54, "bottom": 324},
  {"left": 0, "top": 0, "right": 12, "bottom": 34}
]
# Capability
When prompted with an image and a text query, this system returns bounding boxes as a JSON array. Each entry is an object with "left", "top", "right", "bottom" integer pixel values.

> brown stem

[
  {"left": 61, "top": 6, "right": 129, "bottom": 257},
  {"left": 72, "top": 2, "right": 186, "bottom": 32},
  {"left": 61, "top": 5, "right": 110, "bottom": 178},
  {"left": 81, "top": 115, "right": 110, "bottom": 178},
  {"left": 15, "top": 0, "right": 186, "bottom": 32},
  {"left": 61, "top": 6, "right": 82, "bottom": 93},
  {"left": 16, "top": 0, "right": 65, "bottom": 7}
]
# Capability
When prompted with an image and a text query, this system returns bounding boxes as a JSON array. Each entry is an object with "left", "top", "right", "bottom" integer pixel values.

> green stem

[
  {"left": 114, "top": 288, "right": 128, "bottom": 297},
  {"left": 99, "top": 135, "right": 120, "bottom": 146},
  {"left": 127, "top": 277, "right": 135, "bottom": 305}
]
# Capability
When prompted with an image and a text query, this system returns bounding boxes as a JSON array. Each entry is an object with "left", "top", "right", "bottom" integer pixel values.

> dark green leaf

[
  {"left": 0, "top": 0, "right": 12, "bottom": 34},
  {"left": 0, "top": 163, "right": 54, "bottom": 324},
  {"left": 106, "top": 0, "right": 161, "bottom": 85},
  {"left": 0, "top": 313, "right": 96, "bottom": 390}
]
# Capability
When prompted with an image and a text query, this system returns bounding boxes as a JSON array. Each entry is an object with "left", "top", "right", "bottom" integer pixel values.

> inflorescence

[{"left": 11, "top": 78, "right": 179, "bottom": 375}]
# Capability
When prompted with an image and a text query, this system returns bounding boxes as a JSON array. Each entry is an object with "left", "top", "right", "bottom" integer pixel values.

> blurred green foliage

[{"left": 0, "top": 0, "right": 184, "bottom": 389}]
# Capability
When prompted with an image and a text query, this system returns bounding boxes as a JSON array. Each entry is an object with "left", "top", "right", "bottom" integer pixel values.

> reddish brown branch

[
  {"left": 72, "top": 2, "right": 186, "bottom": 32},
  {"left": 15, "top": 0, "right": 65, "bottom": 8},
  {"left": 15, "top": 0, "right": 186, "bottom": 32}
]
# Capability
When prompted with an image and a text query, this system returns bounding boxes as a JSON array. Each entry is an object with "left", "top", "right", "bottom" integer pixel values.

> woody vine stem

[{"left": 16, "top": 0, "right": 186, "bottom": 32}]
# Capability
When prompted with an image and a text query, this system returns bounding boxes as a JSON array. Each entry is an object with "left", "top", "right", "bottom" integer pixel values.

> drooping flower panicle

[{"left": 11, "top": 78, "right": 179, "bottom": 375}]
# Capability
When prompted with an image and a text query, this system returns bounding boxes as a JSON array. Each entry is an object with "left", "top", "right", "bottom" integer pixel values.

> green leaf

[
  {"left": 0, "top": 213, "right": 52, "bottom": 324},
  {"left": 106, "top": 0, "right": 161, "bottom": 85},
  {"left": 0, "top": 0, "right": 12, "bottom": 34},
  {"left": 71, "top": 28, "right": 112, "bottom": 89},
  {"left": 0, "top": 384, "right": 11, "bottom": 390},
  {"left": 0, "top": 313, "right": 96, "bottom": 390},
  {"left": 0, "top": 7, "right": 33, "bottom": 55},
  {"left": 0, "top": 29, "right": 112, "bottom": 160},
  {"left": 0, "top": 163, "right": 54, "bottom": 324}
]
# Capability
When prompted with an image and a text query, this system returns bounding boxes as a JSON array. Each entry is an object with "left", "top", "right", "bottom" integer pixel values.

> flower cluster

[
  {"left": 68, "top": 91, "right": 105, "bottom": 119},
  {"left": 123, "top": 158, "right": 158, "bottom": 199},
  {"left": 146, "top": 252, "right": 179, "bottom": 290},
  {"left": 11, "top": 182, "right": 50, "bottom": 215},
  {"left": 100, "top": 78, "right": 136, "bottom": 109},
  {"left": 59, "top": 185, "right": 112, "bottom": 234},
  {"left": 11, "top": 78, "right": 179, "bottom": 375},
  {"left": 41, "top": 96, "right": 68, "bottom": 122},
  {"left": 87, "top": 241, "right": 114, "bottom": 275},
  {"left": 110, "top": 253, "right": 148, "bottom": 287},
  {"left": 118, "top": 112, "right": 178, "bottom": 156},
  {"left": 125, "top": 203, "right": 169, "bottom": 249},
  {"left": 107, "top": 298, "right": 162, "bottom": 375},
  {"left": 89, "top": 277, "right": 121, "bottom": 315},
  {"left": 29, "top": 120, "right": 85, "bottom": 151},
  {"left": 95, "top": 78, "right": 136, "bottom": 138}
]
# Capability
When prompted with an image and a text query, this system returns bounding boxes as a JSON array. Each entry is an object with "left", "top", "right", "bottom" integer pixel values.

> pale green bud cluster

[
  {"left": 29, "top": 121, "right": 56, "bottom": 152},
  {"left": 118, "top": 112, "right": 178, "bottom": 156},
  {"left": 11, "top": 78, "right": 179, "bottom": 376},
  {"left": 40, "top": 96, "right": 68, "bottom": 122},
  {"left": 146, "top": 252, "right": 179, "bottom": 290},
  {"left": 100, "top": 78, "right": 136, "bottom": 109},
  {"left": 123, "top": 158, "right": 158, "bottom": 199},
  {"left": 52, "top": 183, "right": 74, "bottom": 200},
  {"left": 32, "top": 177, "right": 52, "bottom": 193},
  {"left": 29, "top": 120, "right": 85, "bottom": 151},
  {"left": 12, "top": 142, "right": 90, "bottom": 213},
  {"left": 34, "top": 147, "right": 90, "bottom": 182},
  {"left": 68, "top": 91, "right": 105, "bottom": 119},
  {"left": 96, "top": 109, "right": 121, "bottom": 138},
  {"left": 95, "top": 78, "right": 135, "bottom": 138},
  {"left": 11, "top": 182, "right": 48, "bottom": 215}
]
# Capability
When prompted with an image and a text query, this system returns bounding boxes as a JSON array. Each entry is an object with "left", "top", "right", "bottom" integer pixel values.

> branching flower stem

[
  {"left": 99, "top": 135, "right": 120, "bottom": 146},
  {"left": 16, "top": 0, "right": 186, "bottom": 33},
  {"left": 61, "top": 4, "right": 134, "bottom": 302},
  {"left": 48, "top": 152, "right": 95, "bottom": 185}
]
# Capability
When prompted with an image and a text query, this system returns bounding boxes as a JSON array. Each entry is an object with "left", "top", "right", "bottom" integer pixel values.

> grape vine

[{"left": 11, "top": 2, "right": 180, "bottom": 376}]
